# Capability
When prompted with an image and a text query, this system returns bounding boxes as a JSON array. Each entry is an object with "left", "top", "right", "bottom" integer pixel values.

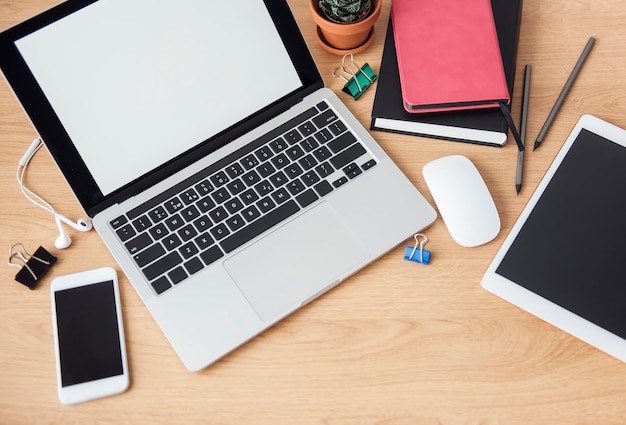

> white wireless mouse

[{"left": 422, "top": 155, "right": 500, "bottom": 247}]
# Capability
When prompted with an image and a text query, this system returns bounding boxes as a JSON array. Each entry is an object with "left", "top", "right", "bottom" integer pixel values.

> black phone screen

[{"left": 54, "top": 280, "right": 124, "bottom": 387}]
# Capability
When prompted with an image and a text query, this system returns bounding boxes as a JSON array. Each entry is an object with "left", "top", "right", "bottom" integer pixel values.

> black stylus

[
  {"left": 516, "top": 64, "right": 531, "bottom": 195},
  {"left": 533, "top": 37, "right": 595, "bottom": 151}
]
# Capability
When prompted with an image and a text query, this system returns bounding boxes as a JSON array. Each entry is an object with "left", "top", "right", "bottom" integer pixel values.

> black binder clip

[
  {"left": 404, "top": 234, "right": 431, "bottom": 265},
  {"left": 332, "top": 53, "right": 378, "bottom": 100},
  {"left": 8, "top": 243, "right": 57, "bottom": 289}
]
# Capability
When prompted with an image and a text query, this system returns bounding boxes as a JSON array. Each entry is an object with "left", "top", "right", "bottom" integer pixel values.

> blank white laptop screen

[{"left": 15, "top": 0, "right": 302, "bottom": 196}]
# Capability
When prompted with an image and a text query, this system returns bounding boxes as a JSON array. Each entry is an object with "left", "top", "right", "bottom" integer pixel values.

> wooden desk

[{"left": 1, "top": 1, "right": 626, "bottom": 423}]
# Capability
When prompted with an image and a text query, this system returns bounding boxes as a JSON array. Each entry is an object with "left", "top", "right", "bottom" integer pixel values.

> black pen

[
  {"left": 516, "top": 64, "right": 531, "bottom": 194},
  {"left": 533, "top": 36, "right": 595, "bottom": 150}
]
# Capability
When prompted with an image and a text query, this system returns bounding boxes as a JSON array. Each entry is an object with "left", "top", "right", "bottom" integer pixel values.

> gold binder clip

[
  {"left": 332, "top": 53, "right": 378, "bottom": 100},
  {"left": 8, "top": 243, "right": 57, "bottom": 289}
]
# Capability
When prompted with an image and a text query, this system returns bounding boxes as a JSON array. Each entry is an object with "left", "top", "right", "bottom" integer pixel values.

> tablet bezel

[{"left": 481, "top": 114, "right": 626, "bottom": 363}]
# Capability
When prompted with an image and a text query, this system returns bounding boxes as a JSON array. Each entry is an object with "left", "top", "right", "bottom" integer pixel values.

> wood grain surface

[{"left": 1, "top": 1, "right": 626, "bottom": 424}]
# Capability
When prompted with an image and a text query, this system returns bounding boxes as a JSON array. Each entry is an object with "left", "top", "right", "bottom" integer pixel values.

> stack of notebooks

[{"left": 371, "top": 0, "right": 523, "bottom": 147}]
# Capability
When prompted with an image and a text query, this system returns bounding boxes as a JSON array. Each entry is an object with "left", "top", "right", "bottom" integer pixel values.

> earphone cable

[{"left": 16, "top": 138, "right": 56, "bottom": 216}]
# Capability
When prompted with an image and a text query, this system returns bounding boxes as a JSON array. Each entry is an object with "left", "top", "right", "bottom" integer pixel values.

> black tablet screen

[{"left": 496, "top": 129, "right": 626, "bottom": 339}]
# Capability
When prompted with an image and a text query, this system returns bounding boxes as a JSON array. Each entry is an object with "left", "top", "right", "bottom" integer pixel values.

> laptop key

[
  {"left": 362, "top": 159, "right": 377, "bottom": 170},
  {"left": 330, "top": 143, "right": 367, "bottom": 169},
  {"left": 134, "top": 243, "right": 166, "bottom": 268},
  {"left": 299, "top": 154, "right": 318, "bottom": 170},
  {"left": 210, "top": 171, "right": 229, "bottom": 187},
  {"left": 314, "top": 180, "right": 333, "bottom": 197},
  {"left": 272, "top": 187, "right": 290, "bottom": 204},
  {"left": 257, "top": 162, "right": 276, "bottom": 178},
  {"left": 181, "top": 205, "right": 200, "bottom": 222},
  {"left": 296, "top": 189, "right": 319, "bottom": 208},
  {"left": 208, "top": 205, "right": 228, "bottom": 223},
  {"left": 220, "top": 199, "right": 300, "bottom": 253},
  {"left": 313, "top": 145, "right": 331, "bottom": 161},
  {"left": 148, "top": 205, "right": 168, "bottom": 223},
  {"left": 178, "top": 224, "right": 198, "bottom": 241},
  {"left": 165, "top": 214, "right": 185, "bottom": 231},
  {"left": 164, "top": 197, "right": 184, "bottom": 214},
  {"left": 241, "top": 154, "right": 259, "bottom": 170},
  {"left": 298, "top": 121, "right": 316, "bottom": 137},
  {"left": 314, "top": 128, "right": 333, "bottom": 144},
  {"left": 255, "top": 146, "right": 273, "bottom": 161},
  {"left": 110, "top": 215, "right": 128, "bottom": 229},
  {"left": 168, "top": 267, "right": 188, "bottom": 285},
  {"left": 200, "top": 245, "right": 224, "bottom": 266},
  {"left": 179, "top": 241, "right": 199, "bottom": 259},
  {"left": 269, "top": 137, "right": 288, "bottom": 153},
  {"left": 211, "top": 187, "right": 231, "bottom": 204},
  {"left": 344, "top": 163, "right": 363, "bottom": 179},
  {"left": 184, "top": 257, "right": 204, "bottom": 275},
  {"left": 333, "top": 176, "right": 348, "bottom": 188},
  {"left": 315, "top": 162, "right": 334, "bottom": 177},
  {"left": 181, "top": 188, "right": 200, "bottom": 204},
  {"left": 301, "top": 171, "right": 320, "bottom": 187},
  {"left": 312, "top": 109, "right": 338, "bottom": 128},
  {"left": 328, "top": 132, "right": 357, "bottom": 154},
  {"left": 242, "top": 205, "right": 261, "bottom": 222},
  {"left": 194, "top": 232, "right": 214, "bottom": 250},
  {"left": 242, "top": 169, "right": 261, "bottom": 186},
  {"left": 194, "top": 180, "right": 214, "bottom": 196},
  {"left": 125, "top": 232, "right": 152, "bottom": 255},
  {"left": 210, "top": 223, "right": 231, "bottom": 240},
  {"left": 316, "top": 101, "right": 329, "bottom": 111},
  {"left": 116, "top": 224, "right": 136, "bottom": 242},
  {"left": 162, "top": 234, "right": 182, "bottom": 250},
  {"left": 284, "top": 129, "right": 302, "bottom": 144},
  {"left": 225, "top": 163, "right": 244, "bottom": 178},
  {"left": 256, "top": 197, "right": 276, "bottom": 213},
  {"left": 149, "top": 222, "right": 169, "bottom": 240},
  {"left": 300, "top": 137, "right": 319, "bottom": 152},
  {"left": 151, "top": 276, "right": 172, "bottom": 295},
  {"left": 328, "top": 120, "right": 347, "bottom": 136},
  {"left": 225, "top": 214, "right": 245, "bottom": 232},
  {"left": 286, "top": 179, "right": 305, "bottom": 196},
  {"left": 143, "top": 251, "right": 183, "bottom": 281}
]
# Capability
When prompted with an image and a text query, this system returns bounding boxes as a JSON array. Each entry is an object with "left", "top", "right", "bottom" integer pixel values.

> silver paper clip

[
  {"left": 404, "top": 234, "right": 431, "bottom": 265},
  {"left": 332, "top": 53, "right": 378, "bottom": 100},
  {"left": 8, "top": 243, "right": 57, "bottom": 289}
]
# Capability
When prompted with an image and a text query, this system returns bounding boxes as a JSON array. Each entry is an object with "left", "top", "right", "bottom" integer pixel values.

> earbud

[
  {"left": 54, "top": 214, "right": 93, "bottom": 249},
  {"left": 56, "top": 213, "right": 93, "bottom": 232}
]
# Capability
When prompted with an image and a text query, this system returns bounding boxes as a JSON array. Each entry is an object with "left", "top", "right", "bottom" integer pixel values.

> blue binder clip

[
  {"left": 333, "top": 53, "right": 378, "bottom": 100},
  {"left": 404, "top": 234, "right": 431, "bottom": 265}
]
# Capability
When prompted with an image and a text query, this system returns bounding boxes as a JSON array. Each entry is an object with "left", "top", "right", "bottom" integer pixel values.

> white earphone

[{"left": 17, "top": 138, "right": 93, "bottom": 249}]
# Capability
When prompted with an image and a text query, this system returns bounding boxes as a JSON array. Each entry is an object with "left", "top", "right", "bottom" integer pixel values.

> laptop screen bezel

[{"left": 0, "top": 0, "right": 323, "bottom": 217}]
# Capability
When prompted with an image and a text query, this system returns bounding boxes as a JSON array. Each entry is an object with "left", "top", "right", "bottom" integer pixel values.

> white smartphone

[{"left": 50, "top": 267, "right": 129, "bottom": 405}]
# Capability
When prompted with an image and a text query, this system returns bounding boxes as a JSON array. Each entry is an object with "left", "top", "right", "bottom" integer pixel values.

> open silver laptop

[{"left": 0, "top": 0, "right": 436, "bottom": 371}]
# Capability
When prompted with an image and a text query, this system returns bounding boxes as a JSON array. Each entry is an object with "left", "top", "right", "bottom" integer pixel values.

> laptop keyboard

[{"left": 109, "top": 101, "right": 377, "bottom": 295}]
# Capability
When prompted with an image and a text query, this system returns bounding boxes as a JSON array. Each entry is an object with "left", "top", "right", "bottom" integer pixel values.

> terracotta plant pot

[{"left": 310, "top": 0, "right": 382, "bottom": 55}]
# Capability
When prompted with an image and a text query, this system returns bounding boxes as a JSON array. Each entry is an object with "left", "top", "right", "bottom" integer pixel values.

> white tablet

[{"left": 482, "top": 114, "right": 626, "bottom": 362}]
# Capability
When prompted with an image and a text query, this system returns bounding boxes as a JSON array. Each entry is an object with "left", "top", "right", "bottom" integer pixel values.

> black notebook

[{"left": 371, "top": 0, "right": 523, "bottom": 147}]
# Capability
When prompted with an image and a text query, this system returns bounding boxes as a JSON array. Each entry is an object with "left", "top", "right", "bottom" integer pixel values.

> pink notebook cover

[{"left": 391, "top": 0, "right": 510, "bottom": 114}]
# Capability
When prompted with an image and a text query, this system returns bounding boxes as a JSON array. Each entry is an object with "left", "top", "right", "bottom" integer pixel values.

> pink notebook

[{"left": 391, "top": 0, "right": 510, "bottom": 114}]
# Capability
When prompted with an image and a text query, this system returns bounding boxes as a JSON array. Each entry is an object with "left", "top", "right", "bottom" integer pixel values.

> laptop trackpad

[{"left": 223, "top": 202, "right": 368, "bottom": 321}]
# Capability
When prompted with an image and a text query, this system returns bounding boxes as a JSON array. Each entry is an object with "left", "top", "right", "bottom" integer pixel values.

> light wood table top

[{"left": 2, "top": 0, "right": 626, "bottom": 423}]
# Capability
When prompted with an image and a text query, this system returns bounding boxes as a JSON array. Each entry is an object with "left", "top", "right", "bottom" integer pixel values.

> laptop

[{"left": 0, "top": 0, "right": 436, "bottom": 371}]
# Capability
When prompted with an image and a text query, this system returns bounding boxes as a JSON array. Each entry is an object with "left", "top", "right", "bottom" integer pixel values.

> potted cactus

[
  {"left": 320, "top": 0, "right": 372, "bottom": 23},
  {"left": 310, "top": 0, "right": 382, "bottom": 54}
]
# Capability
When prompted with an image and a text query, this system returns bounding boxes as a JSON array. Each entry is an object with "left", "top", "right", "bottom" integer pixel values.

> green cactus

[{"left": 319, "top": 0, "right": 372, "bottom": 23}]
